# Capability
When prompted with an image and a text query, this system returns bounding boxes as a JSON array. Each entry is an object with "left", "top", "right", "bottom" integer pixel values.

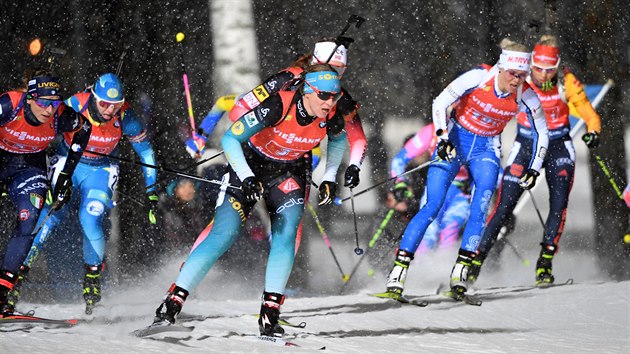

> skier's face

[
  {"left": 530, "top": 65, "right": 558, "bottom": 87},
  {"left": 303, "top": 84, "right": 341, "bottom": 118},
  {"left": 95, "top": 97, "right": 124, "bottom": 121},
  {"left": 28, "top": 95, "right": 62, "bottom": 123},
  {"left": 499, "top": 68, "right": 528, "bottom": 93}
]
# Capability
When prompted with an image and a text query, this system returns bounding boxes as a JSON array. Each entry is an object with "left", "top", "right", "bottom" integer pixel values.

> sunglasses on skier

[
  {"left": 505, "top": 70, "right": 527, "bottom": 81},
  {"left": 305, "top": 81, "right": 342, "bottom": 102},
  {"left": 33, "top": 98, "right": 63, "bottom": 110},
  {"left": 531, "top": 65, "right": 558, "bottom": 74},
  {"left": 96, "top": 97, "right": 125, "bottom": 111}
]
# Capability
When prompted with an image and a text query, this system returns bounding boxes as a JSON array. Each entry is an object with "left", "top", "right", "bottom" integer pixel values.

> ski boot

[
  {"left": 0, "top": 269, "right": 18, "bottom": 318},
  {"left": 154, "top": 284, "right": 188, "bottom": 325},
  {"left": 258, "top": 291, "right": 285, "bottom": 337},
  {"left": 385, "top": 250, "right": 414, "bottom": 295},
  {"left": 467, "top": 252, "right": 486, "bottom": 286},
  {"left": 5, "top": 265, "right": 29, "bottom": 314},
  {"left": 535, "top": 244, "right": 556, "bottom": 286},
  {"left": 83, "top": 264, "right": 103, "bottom": 314},
  {"left": 449, "top": 249, "right": 476, "bottom": 295}
]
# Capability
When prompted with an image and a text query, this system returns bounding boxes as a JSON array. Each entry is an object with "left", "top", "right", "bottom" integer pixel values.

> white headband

[
  {"left": 499, "top": 50, "right": 531, "bottom": 71},
  {"left": 311, "top": 42, "right": 348, "bottom": 66}
]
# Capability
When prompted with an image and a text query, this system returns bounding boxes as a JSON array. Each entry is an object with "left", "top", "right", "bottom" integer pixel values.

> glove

[
  {"left": 519, "top": 169, "right": 540, "bottom": 190},
  {"left": 436, "top": 139, "right": 456, "bottom": 162},
  {"left": 344, "top": 164, "right": 361, "bottom": 188},
  {"left": 185, "top": 131, "right": 208, "bottom": 159},
  {"left": 147, "top": 191, "right": 159, "bottom": 225},
  {"left": 242, "top": 177, "right": 264, "bottom": 202},
  {"left": 391, "top": 181, "right": 413, "bottom": 202},
  {"left": 51, "top": 171, "right": 73, "bottom": 210},
  {"left": 582, "top": 131, "right": 600, "bottom": 149},
  {"left": 318, "top": 181, "right": 337, "bottom": 206}
]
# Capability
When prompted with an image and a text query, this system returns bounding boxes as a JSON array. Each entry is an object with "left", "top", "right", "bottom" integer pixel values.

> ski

[
  {"left": 132, "top": 321, "right": 195, "bottom": 337},
  {"left": 369, "top": 291, "right": 430, "bottom": 307},
  {"left": 253, "top": 335, "right": 326, "bottom": 350},
  {"left": 0, "top": 314, "right": 79, "bottom": 328},
  {"left": 254, "top": 314, "right": 307, "bottom": 328},
  {"left": 436, "top": 284, "right": 483, "bottom": 306},
  {"left": 535, "top": 278, "right": 574, "bottom": 289}
]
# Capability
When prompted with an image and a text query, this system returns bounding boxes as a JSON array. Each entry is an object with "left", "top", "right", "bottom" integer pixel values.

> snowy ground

[{"left": 1, "top": 246, "right": 628, "bottom": 354}]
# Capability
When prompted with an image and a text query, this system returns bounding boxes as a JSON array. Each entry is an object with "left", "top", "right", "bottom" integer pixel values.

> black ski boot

[
  {"left": 6, "top": 265, "right": 29, "bottom": 312},
  {"left": 467, "top": 252, "right": 485, "bottom": 286},
  {"left": 385, "top": 250, "right": 414, "bottom": 295},
  {"left": 83, "top": 264, "right": 102, "bottom": 314},
  {"left": 154, "top": 284, "right": 188, "bottom": 325},
  {"left": 258, "top": 291, "right": 285, "bottom": 337},
  {"left": 536, "top": 244, "right": 556, "bottom": 286},
  {"left": 0, "top": 269, "right": 18, "bottom": 318},
  {"left": 450, "top": 249, "right": 477, "bottom": 295}
]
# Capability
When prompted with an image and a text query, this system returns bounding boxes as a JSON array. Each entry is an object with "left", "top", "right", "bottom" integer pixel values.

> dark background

[{"left": 1, "top": 0, "right": 628, "bottom": 296}]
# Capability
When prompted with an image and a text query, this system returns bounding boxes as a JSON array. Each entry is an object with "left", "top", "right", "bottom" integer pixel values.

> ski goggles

[
  {"left": 505, "top": 70, "right": 527, "bottom": 81},
  {"left": 96, "top": 97, "right": 125, "bottom": 111},
  {"left": 531, "top": 65, "right": 558, "bottom": 74},
  {"left": 305, "top": 81, "right": 342, "bottom": 102},
  {"left": 33, "top": 98, "right": 63, "bottom": 110}
]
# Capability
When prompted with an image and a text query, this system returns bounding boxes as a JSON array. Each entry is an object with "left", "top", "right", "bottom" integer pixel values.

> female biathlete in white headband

[{"left": 384, "top": 42, "right": 549, "bottom": 299}]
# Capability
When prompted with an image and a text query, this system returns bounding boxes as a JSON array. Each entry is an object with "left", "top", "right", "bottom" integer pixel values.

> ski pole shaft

[
  {"left": 504, "top": 237, "right": 531, "bottom": 266},
  {"left": 594, "top": 154, "right": 624, "bottom": 200},
  {"left": 176, "top": 32, "right": 196, "bottom": 133},
  {"left": 527, "top": 189, "right": 546, "bottom": 229},
  {"left": 335, "top": 158, "right": 437, "bottom": 204},
  {"left": 349, "top": 187, "right": 363, "bottom": 255},
  {"left": 339, "top": 208, "right": 395, "bottom": 294},
  {"left": 85, "top": 150, "right": 240, "bottom": 190},
  {"left": 307, "top": 204, "right": 348, "bottom": 281}
]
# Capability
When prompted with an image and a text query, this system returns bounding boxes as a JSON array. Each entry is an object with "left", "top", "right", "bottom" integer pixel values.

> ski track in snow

[{"left": 1, "top": 262, "right": 628, "bottom": 353}]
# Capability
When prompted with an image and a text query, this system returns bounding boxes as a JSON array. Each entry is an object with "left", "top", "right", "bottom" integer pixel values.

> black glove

[
  {"left": 147, "top": 191, "right": 159, "bottom": 225},
  {"left": 344, "top": 164, "right": 361, "bottom": 188},
  {"left": 391, "top": 181, "right": 413, "bottom": 202},
  {"left": 242, "top": 177, "right": 265, "bottom": 202},
  {"left": 519, "top": 169, "right": 540, "bottom": 190},
  {"left": 318, "top": 181, "right": 337, "bottom": 206},
  {"left": 436, "top": 139, "right": 456, "bottom": 162},
  {"left": 582, "top": 131, "right": 600, "bottom": 149},
  {"left": 52, "top": 171, "right": 73, "bottom": 210}
]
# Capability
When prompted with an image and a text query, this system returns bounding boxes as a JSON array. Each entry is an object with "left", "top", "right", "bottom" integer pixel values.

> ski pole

[
  {"left": 176, "top": 32, "right": 197, "bottom": 135},
  {"left": 116, "top": 149, "right": 225, "bottom": 208},
  {"left": 324, "top": 14, "right": 366, "bottom": 63},
  {"left": 85, "top": 150, "right": 240, "bottom": 190},
  {"left": 497, "top": 226, "right": 531, "bottom": 267},
  {"left": 527, "top": 189, "right": 546, "bottom": 229},
  {"left": 335, "top": 158, "right": 437, "bottom": 204},
  {"left": 306, "top": 204, "right": 349, "bottom": 281},
  {"left": 593, "top": 154, "right": 624, "bottom": 200},
  {"left": 349, "top": 187, "right": 364, "bottom": 255},
  {"left": 339, "top": 208, "right": 395, "bottom": 294}
]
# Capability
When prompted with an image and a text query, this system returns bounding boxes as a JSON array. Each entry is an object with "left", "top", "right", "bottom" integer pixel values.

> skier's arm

[
  {"left": 121, "top": 107, "right": 158, "bottom": 192},
  {"left": 520, "top": 86, "right": 549, "bottom": 173},
  {"left": 564, "top": 71, "right": 601, "bottom": 133},
  {"left": 0, "top": 93, "right": 15, "bottom": 126},
  {"left": 222, "top": 94, "right": 283, "bottom": 181},
  {"left": 56, "top": 105, "right": 92, "bottom": 177},
  {"left": 336, "top": 89, "right": 367, "bottom": 168},
  {"left": 432, "top": 67, "right": 486, "bottom": 137},
  {"left": 390, "top": 124, "right": 435, "bottom": 180}
]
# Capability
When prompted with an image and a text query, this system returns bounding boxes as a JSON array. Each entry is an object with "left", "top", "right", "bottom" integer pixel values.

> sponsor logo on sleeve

[
  {"left": 231, "top": 121, "right": 245, "bottom": 135},
  {"left": 244, "top": 112, "right": 259, "bottom": 128},
  {"left": 253, "top": 85, "right": 269, "bottom": 101}
]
